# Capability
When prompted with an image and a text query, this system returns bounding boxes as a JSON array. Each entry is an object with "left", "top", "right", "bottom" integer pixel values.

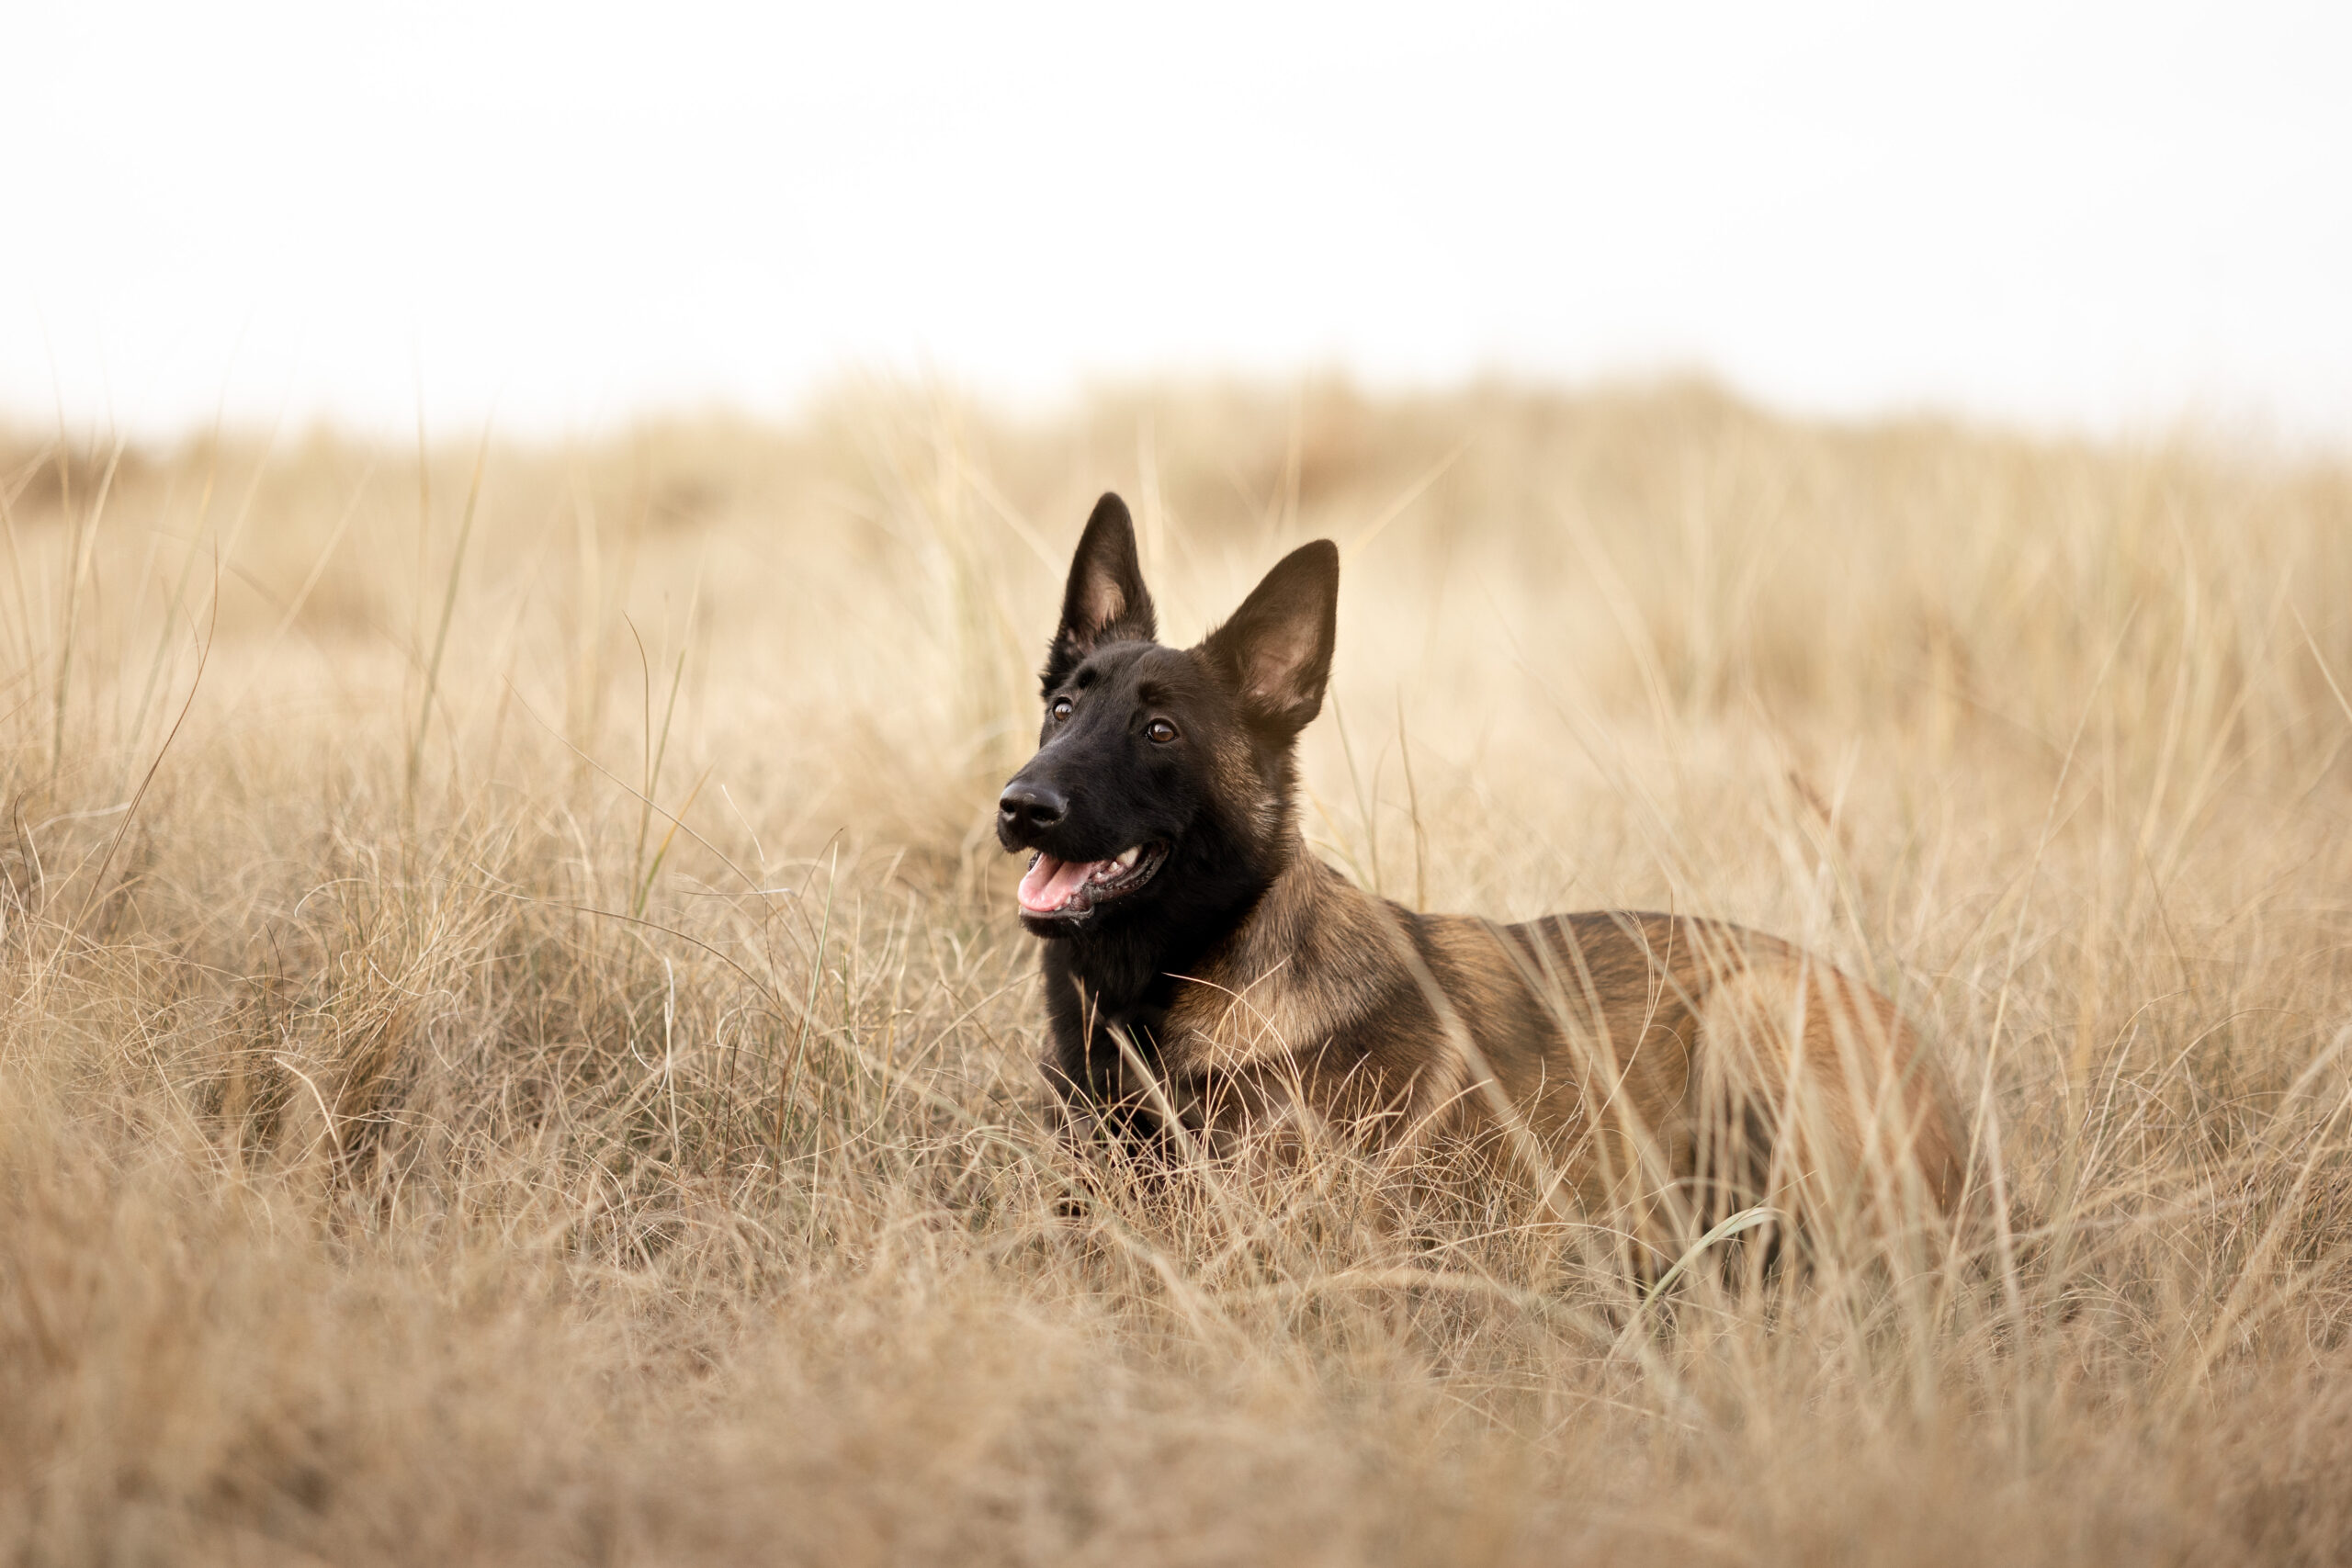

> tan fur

[{"left": 1154, "top": 853, "right": 1968, "bottom": 1263}]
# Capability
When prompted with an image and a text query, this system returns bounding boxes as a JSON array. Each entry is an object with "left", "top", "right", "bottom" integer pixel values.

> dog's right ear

[{"left": 1044, "top": 493, "right": 1156, "bottom": 691}]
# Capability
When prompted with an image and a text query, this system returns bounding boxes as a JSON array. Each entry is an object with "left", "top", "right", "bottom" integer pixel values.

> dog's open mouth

[{"left": 1017, "top": 843, "right": 1167, "bottom": 920}]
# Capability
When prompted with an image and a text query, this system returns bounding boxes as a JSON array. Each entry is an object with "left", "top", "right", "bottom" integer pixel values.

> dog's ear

[
  {"left": 1203, "top": 539, "right": 1339, "bottom": 739},
  {"left": 1044, "top": 493, "right": 1157, "bottom": 690}
]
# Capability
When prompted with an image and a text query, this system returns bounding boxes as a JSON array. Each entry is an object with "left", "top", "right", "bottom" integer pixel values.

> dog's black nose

[{"left": 999, "top": 780, "right": 1068, "bottom": 837}]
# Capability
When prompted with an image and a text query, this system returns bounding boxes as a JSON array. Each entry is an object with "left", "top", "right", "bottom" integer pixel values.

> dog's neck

[{"left": 1052, "top": 816, "right": 1307, "bottom": 1019}]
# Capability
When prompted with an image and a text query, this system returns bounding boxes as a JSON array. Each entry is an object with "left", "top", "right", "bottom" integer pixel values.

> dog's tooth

[{"left": 1116, "top": 846, "right": 1139, "bottom": 870}]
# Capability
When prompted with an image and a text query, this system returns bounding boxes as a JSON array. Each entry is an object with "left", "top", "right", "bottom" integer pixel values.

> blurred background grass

[{"left": 4, "top": 380, "right": 2352, "bottom": 1564}]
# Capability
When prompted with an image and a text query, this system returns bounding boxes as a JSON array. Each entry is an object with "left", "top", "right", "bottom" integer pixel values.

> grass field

[{"left": 5, "top": 380, "right": 2352, "bottom": 1564}]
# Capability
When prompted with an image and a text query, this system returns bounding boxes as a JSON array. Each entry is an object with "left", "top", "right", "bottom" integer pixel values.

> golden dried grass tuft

[{"left": 4, "top": 380, "right": 2352, "bottom": 1564}]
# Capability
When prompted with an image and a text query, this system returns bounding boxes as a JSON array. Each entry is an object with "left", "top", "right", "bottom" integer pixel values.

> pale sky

[{"left": 6, "top": 1, "right": 2349, "bottom": 444}]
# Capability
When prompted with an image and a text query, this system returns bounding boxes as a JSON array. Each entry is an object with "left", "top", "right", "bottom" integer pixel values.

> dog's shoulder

[{"left": 1159, "top": 856, "right": 1408, "bottom": 1066}]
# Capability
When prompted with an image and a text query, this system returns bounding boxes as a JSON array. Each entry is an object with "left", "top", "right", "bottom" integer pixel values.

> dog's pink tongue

[{"left": 1018, "top": 853, "right": 1096, "bottom": 914}]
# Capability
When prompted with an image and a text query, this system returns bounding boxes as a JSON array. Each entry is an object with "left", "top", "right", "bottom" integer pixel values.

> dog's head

[{"left": 998, "top": 492, "right": 1338, "bottom": 938}]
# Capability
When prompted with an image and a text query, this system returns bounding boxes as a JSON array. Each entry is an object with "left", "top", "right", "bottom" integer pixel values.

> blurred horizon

[{"left": 8, "top": 0, "right": 2349, "bottom": 448}]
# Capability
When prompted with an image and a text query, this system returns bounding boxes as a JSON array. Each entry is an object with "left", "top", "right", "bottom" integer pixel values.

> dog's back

[{"left": 1153, "top": 855, "right": 1967, "bottom": 1263}]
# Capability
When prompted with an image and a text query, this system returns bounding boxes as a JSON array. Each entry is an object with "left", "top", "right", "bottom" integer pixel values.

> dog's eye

[
  {"left": 1147, "top": 718, "right": 1178, "bottom": 744},
  {"left": 1051, "top": 697, "right": 1073, "bottom": 721}
]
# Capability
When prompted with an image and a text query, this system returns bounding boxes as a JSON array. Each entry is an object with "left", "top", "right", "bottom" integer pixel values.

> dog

[{"left": 998, "top": 493, "right": 1969, "bottom": 1270}]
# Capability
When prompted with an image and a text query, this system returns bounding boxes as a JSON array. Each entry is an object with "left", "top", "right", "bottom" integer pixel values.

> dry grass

[{"left": 5, "top": 379, "right": 2352, "bottom": 1564}]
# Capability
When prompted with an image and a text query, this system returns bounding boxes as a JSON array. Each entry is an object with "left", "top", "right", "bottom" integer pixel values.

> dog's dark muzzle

[{"left": 997, "top": 775, "right": 1069, "bottom": 849}]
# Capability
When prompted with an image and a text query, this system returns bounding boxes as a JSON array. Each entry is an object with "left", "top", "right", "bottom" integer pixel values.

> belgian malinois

[{"left": 999, "top": 493, "right": 1968, "bottom": 1269}]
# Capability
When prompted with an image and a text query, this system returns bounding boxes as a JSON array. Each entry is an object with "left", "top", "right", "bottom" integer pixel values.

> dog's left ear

[
  {"left": 1203, "top": 539, "right": 1339, "bottom": 739},
  {"left": 1045, "top": 493, "right": 1157, "bottom": 690}
]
